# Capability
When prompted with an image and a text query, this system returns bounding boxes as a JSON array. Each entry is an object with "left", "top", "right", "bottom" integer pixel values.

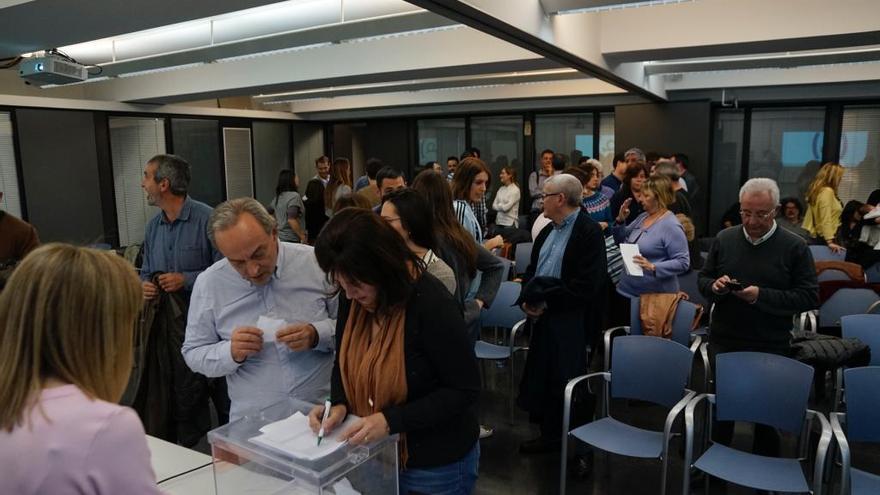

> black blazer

[
  {"left": 523, "top": 210, "right": 607, "bottom": 313},
  {"left": 330, "top": 273, "right": 480, "bottom": 468}
]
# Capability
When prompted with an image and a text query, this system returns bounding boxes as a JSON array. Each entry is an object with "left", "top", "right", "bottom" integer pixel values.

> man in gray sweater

[{"left": 698, "top": 177, "right": 819, "bottom": 457}]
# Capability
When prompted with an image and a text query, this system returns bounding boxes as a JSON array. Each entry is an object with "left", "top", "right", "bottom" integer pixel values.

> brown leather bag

[
  {"left": 815, "top": 260, "right": 865, "bottom": 282},
  {"left": 639, "top": 292, "right": 703, "bottom": 339}
]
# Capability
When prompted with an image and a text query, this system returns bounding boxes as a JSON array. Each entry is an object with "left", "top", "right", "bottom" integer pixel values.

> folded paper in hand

[
  {"left": 619, "top": 243, "right": 644, "bottom": 277},
  {"left": 249, "top": 411, "right": 359, "bottom": 461},
  {"left": 256, "top": 315, "right": 286, "bottom": 343}
]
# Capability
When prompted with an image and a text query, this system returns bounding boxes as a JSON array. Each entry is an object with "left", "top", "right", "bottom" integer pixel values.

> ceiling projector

[{"left": 19, "top": 54, "right": 88, "bottom": 85}]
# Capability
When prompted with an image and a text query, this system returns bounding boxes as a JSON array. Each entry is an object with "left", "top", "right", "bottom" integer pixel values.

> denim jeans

[{"left": 398, "top": 443, "right": 480, "bottom": 495}]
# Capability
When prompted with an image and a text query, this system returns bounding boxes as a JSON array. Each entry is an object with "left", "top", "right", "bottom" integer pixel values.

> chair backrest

[
  {"left": 810, "top": 245, "right": 846, "bottom": 262},
  {"left": 841, "top": 314, "right": 880, "bottom": 366},
  {"left": 480, "top": 281, "right": 525, "bottom": 329},
  {"left": 843, "top": 366, "right": 880, "bottom": 442},
  {"left": 866, "top": 263, "right": 880, "bottom": 284},
  {"left": 514, "top": 242, "right": 533, "bottom": 276},
  {"left": 678, "top": 270, "right": 708, "bottom": 308},
  {"left": 609, "top": 336, "right": 693, "bottom": 407},
  {"left": 818, "top": 269, "right": 854, "bottom": 282},
  {"left": 819, "top": 288, "right": 880, "bottom": 327},
  {"left": 496, "top": 256, "right": 511, "bottom": 282},
  {"left": 714, "top": 352, "right": 814, "bottom": 433},
  {"left": 629, "top": 297, "right": 699, "bottom": 348}
]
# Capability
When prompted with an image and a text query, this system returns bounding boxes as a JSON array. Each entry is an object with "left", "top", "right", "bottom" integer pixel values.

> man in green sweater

[{"left": 698, "top": 177, "right": 818, "bottom": 458}]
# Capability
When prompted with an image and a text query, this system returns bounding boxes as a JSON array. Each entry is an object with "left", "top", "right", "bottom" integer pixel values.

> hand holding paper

[
  {"left": 256, "top": 315, "right": 287, "bottom": 344},
  {"left": 619, "top": 243, "right": 644, "bottom": 277}
]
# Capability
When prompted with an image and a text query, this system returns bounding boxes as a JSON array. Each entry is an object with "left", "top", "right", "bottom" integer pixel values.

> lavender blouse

[{"left": 0, "top": 384, "right": 159, "bottom": 495}]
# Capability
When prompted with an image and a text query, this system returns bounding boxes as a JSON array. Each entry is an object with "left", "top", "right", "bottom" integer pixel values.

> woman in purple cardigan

[{"left": 612, "top": 174, "right": 690, "bottom": 297}]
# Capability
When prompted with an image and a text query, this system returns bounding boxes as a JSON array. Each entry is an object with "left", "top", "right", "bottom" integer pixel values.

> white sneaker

[{"left": 479, "top": 425, "right": 494, "bottom": 439}]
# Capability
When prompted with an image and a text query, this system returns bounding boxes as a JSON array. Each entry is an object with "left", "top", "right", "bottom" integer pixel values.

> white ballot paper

[
  {"left": 619, "top": 243, "right": 644, "bottom": 277},
  {"left": 249, "top": 411, "right": 360, "bottom": 461},
  {"left": 256, "top": 315, "right": 286, "bottom": 344}
]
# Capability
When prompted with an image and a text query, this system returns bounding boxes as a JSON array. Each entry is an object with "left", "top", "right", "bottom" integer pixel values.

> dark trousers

[
  {"left": 708, "top": 340, "right": 790, "bottom": 457},
  {"left": 518, "top": 314, "right": 596, "bottom": 439}
]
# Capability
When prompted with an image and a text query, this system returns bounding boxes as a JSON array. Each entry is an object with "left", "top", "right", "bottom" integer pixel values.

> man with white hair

[
  {"left": 183, "top": 198, "right": 337, "bottom": 421},
  {"left": 698, "top": 177, "right": 818, "bottom": 457},
  {"left": 517, "top": 174, "right": 607, "bottom": 456}
]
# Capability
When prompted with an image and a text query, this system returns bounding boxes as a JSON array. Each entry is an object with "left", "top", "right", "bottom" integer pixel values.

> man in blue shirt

[
  {"left": 183, "top": 198, "right": 337, "bottom": 420},
  {"left": 137, "top": 153, "right": 226, "bottom": 445},
  {"left": 518, "top": 174, "right": 606, "bottom": 463},
  {"left": 140, "top": 154, "right": 219, "bottom": 298}
]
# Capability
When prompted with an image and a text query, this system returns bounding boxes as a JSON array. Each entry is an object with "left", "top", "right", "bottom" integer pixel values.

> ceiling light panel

[
  {"left": 113, "top": 23, "right": 211, "bottom": 61},
  {"left": 342, "top": 0, "right": 421, "bottom": 22},
  {"left": 211, "top": 1, "right": 339, "bottom": 44},
  {"left": 51, "top": 0, "right": 421, "bottom": 67},
  {"left": 552, "top": 0, "right": 695, "bottom": 15}
]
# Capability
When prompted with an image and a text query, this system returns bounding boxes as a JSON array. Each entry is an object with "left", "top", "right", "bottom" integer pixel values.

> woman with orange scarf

[{"left": 309, "top": 208, "right": 481, "bottom": 494}]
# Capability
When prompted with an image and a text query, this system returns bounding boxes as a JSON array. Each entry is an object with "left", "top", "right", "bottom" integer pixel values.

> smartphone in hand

[{"left": 726, "top": 279, "right": 745, "bottom": 292}]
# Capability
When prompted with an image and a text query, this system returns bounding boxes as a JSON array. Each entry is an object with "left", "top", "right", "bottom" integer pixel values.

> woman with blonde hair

[
  {"left": 613, "top": 174, "right": 690, "bottom": 296},
  {"left": 803, "top": 162, "right": 846, "bottom": 252},
  {"left": 324, "top": 157, "right": 353, "bottom": 217},
  {"left": 0, "top": 244, "right": 159, "bottom": 495}
]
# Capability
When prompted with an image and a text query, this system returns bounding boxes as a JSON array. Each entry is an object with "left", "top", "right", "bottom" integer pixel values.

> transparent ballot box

[{"left": 207, "top": 398, "right": 399, "bottom": 494}]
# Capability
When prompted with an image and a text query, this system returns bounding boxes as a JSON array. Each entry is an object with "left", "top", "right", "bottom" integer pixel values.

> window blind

[
  {"left": 109, "top": 117, "right": 165, "bottom": 246},
  {"left": 223, "top": 127, "right": 254, "bottom": 200},
  {"left": 838, "top": 106, "right": 880, "bottom": 205},
  {"left": 0, "top": 112, "right": 22, "bottom": 218}
]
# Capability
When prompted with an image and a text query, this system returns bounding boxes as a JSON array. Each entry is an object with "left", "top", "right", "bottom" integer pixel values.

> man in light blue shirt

[{"left": 183, "top": 198, "right": 337, "bottom": 421}]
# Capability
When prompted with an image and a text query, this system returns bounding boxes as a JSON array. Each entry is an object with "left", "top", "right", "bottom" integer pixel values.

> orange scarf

[{"left": 339, "top": 301, "right": 409, "bottom": 466}]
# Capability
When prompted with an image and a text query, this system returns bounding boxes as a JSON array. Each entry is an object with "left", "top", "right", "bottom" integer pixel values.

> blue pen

[{"left": 317, "top": 398, "right": 332, "bottom": 446}]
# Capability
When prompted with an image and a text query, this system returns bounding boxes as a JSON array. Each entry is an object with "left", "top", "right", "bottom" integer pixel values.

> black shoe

[
  {"left": 569, "top": 452, "right": 593, "bottom": 478},
  {"left": 518, "top": 436, "right": 561, "bottom": 454}
]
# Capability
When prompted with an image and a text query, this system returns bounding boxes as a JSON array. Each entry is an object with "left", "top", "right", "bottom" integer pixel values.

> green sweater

[{"left": 698, "top": 225, "right": 819, "bottom": 351}]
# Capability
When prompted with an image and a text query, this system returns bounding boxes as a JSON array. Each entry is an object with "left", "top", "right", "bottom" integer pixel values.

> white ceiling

[{"left": 1, "top": 0, "right": 878, "bottom": 117}]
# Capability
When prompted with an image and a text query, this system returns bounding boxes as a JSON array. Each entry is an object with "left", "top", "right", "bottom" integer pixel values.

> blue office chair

[
  {"left": 841, "top": 315, "right": 880, "bottom": 366},
  {"left": 604, "top": 297, "right": 707, "bottom": 388},
  {"left": 833, "top": 314, "right": 880, "bottom": 410},
  {"left": 682, "top": 352, "right": 832, "bottom": 495},
  {"left": 819, "top": 289, "right": 880, "bottom": 329},
  {"left": 678, "top": 270, "right": 708, "bottom": 308},
  {"left": 495, "top": 256, "right": 512, "bottom": 282},
  {"left": 865, "top": 263, "right": 880, "bottom": 284},
  {"left": 513, "top": 242, "right": 532, "bottom": 277},
  {"left": 476, "top": 281, "right": 527, "bottom": 423},
  {"left": 831, "top": 367, "right": 880, "bottom": 495},
  {"left": 818, "top": 269, "right": 857, "bottom": 283},
  {"left": 811, "top": 245, "right": 846, "bottom": 262},
  {"left": 561, "top": 335, "right": 694, "bottom": 495}
]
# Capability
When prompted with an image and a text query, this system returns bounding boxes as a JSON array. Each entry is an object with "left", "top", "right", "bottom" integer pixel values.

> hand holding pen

[{"left": 308, "top": 401, "right": 347, "bottom": 442}]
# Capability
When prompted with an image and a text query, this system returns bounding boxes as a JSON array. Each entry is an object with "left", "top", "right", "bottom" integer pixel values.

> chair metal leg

[
  {"left": 660, "top": 454, "right": 668, "bottom": 495},
  {"left": 508, "top": 354, "right": 515, "bottom": 425},
  {"left": 833, "top": 367, "right": 844, "bottom": 412},
  {"left": 560, "top": 402, "right": 571, "bottom": 495}
]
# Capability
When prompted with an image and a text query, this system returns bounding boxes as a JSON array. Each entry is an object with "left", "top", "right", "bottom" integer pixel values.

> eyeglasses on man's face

[
  {"left": 537, "top": 192, "right": 564, "bottom": 201},
  {"left": 739, "top": 210, "right": 775, "bottom": 220}
]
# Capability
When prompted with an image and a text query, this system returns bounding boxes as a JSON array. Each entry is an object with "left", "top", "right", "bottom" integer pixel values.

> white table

[
  {"left": 146, "top": 436, "right": 215, "bottom": 494},
  {"left": 158, "top": 464, "right": 215, "bottom": 495}
]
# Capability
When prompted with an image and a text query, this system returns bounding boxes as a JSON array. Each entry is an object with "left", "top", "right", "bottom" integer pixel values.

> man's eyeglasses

[
  {"left": 739, "top": 210, "right": 775, "bottom": 220},
  {"left": 536, "top": 192, "right": 563, "bottom": 201}
]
